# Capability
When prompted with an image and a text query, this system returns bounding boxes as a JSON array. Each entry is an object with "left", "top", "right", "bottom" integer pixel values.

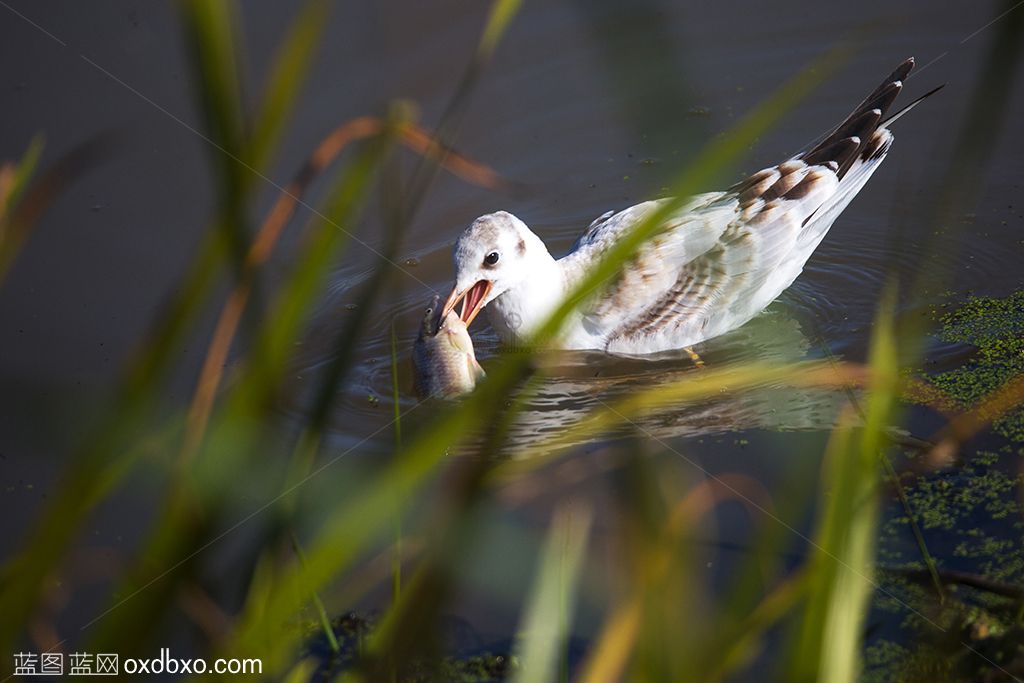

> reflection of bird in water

[
  {"left": 442, "top": 58, "right": 939, "bottom": 356},
  {"left": 281, "top": 290, "right": 847, "bottom": 456},
  {"left": 498, "top": 307, "right": 850, "bottom": 458}
]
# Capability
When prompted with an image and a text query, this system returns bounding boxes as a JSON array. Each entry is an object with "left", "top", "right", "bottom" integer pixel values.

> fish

[{"left": 413, "top": 295, "right": 485, "bottom": 398}]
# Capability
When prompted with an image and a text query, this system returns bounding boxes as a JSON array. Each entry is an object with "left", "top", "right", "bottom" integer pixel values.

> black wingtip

[
  {"left": 880, "top": 82, "right": 946, "bottom": 127},
  {"left": 895, "top": 56, "right": 915, "bottom": 79},
  {"left": 801, "top": 57, "right": 932, "bottom": 167}
]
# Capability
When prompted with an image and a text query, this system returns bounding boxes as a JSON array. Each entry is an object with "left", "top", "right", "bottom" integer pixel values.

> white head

[{"left": 441, "top": 211, "right": 551, "bottom": 327}]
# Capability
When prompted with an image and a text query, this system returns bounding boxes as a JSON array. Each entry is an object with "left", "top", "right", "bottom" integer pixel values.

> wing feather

[
  {"left": 552, "top": 58, "right": 937, "bottom": 354},
  {"left": 563, "top": 162, "right": 838, "bottom": 353}
]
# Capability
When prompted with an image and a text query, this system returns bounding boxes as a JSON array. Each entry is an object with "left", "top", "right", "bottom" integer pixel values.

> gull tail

[
  {"left": 789, "top": 59, "right": 942, "bottom": 252},
  {"left": 881, "top": 83, "right": 946, "bottom": 127},
  {"left": 800, "top": 57, "right": 942, "bottom": 179}
]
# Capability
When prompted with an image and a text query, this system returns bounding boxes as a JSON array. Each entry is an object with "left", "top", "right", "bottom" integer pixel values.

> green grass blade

[
  {"left": 478, "top": 0, "right": 523, "bottom": 60},
  {"left": 705, "top": 570, "right": 810, "bottom": 682},
  {"left": 290, "top": 531, "right": 340, "bottom": 654},
  {"left": 222, "top": 400, "right": 483, "bottom": 668},
  {"left": 390, "top": 319, "right": 403, "bottom": 607},
  {"left": 0, "top": 135, "right": 43, "bottom": 220},
  {"left": 179, "top": 0, "right": 250, "bottom": 274},
  {"left": 1, "top": 135, "right": 108, "bottom": 285},
  {"left": 491, "top": 360, "right": 858, "bottom": 474},
  {"left": 390, "top": 320, "right": 403, "bottom": 448},
  {"left": 81, "top": 133, "right": 393, "bottom": 650},
  {"left": 221, "top": 363, "right": 538, "bottom": 672},
  {"left": 511, "top": 504, "right": 593, "bottom": 683},
  {"left": 179, "top": 0, "right": 246, "bottom": 161},
  {"left": 225, "top": 131, "right": 395, "bottom": 417},
  {"left": 248, "top": 0, "right": 332, "bottom": 171},
  {"left": 213, "top": 53, "right": 845, "bottom": 674},
  {"left": 792, "top": 287, "right": 899, "bottom": 683}
]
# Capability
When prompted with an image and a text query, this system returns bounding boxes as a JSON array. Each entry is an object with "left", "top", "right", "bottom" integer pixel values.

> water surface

[{"left": 2, "top": 0, "right": 1022, "bottom": 676}]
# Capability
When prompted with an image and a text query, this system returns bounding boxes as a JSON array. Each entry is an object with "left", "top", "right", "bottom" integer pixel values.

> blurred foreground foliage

[{"left": 1, "top": 1, "right": 1022, "bottom": 682}]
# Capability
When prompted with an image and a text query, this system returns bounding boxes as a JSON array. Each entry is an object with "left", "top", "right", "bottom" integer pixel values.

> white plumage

[{"left": 441, "top": 58, "right": 938, "bottom": 356}]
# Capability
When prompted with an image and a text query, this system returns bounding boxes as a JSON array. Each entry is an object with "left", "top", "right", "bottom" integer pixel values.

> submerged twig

[{"left": 884, "top": 566, "right": 1024, "bottom": 601}]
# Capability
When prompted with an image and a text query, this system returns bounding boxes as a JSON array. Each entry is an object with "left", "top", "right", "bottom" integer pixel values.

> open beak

[{"left": 442, "top": 280, "right": 492, "bottom": 327}]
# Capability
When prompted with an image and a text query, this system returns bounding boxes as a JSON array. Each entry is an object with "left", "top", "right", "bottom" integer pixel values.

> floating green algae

[
  {"left": 302, "top": 612, "right": 515, "bottom": 682},
  {"left": 864, "top": 291, "right": 1024, "bottom": 682},
  {"left": 867, "top": 446, "right": 1024, "bottom": 681},
  {"left": 928, "top": 289, "right": 1024, "bottom": 443}
]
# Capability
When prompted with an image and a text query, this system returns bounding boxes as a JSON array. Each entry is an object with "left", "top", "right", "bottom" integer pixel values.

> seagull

[{"left": 442, "top": 58, "right": 940, "bottom": 356}]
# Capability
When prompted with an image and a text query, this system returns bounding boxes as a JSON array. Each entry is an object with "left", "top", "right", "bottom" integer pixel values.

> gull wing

[
  {"left": 561, "top": 166, "right": 841, "bottom": 353},
  {"left": 559, "top": 58, "right": 931, "bottom": 354}
]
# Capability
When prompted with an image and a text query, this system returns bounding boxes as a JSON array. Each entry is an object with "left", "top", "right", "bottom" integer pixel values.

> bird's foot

[{"left": 685, "top": 346, "right": 705, "bottom": 369}]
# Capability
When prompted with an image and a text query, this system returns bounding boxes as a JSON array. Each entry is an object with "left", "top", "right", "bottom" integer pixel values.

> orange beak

[{"left": 442, "top": 280, "right": 492, "bottom": 327}]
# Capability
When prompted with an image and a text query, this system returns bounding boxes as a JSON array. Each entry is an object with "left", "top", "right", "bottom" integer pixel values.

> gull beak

[{"left": 442, "top": 280, "right": 493, "bottom": 327}]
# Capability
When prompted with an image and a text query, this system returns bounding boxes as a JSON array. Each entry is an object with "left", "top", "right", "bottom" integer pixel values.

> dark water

[{"left": 2, "top": 0, "right": 1023, "bottom": 676}]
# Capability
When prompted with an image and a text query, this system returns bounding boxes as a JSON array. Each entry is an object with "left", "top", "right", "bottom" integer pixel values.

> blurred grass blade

[
  {"left": 813, "top": 421, "right": 874, "bottom": 683},
  {"left": 84, "top": 133, "right": 394, "bottom": 653},
  {"left": 511, "top": 504, "right": 592, "bottom": 683},
  {"left": 223, "top": 366, "right": 537, "bottom": 671},
  {"left": 706, "top": 571, "right": 809, "bottom": 682},
  {"left": 577, "top": 597, "right": 642, "bottom": 683},
  {"left": 249, "top": 0, "right": 332, "bottom": 171},
  {"left": 792, "top": 287, "right": 899, "bottom": 682},
  {"left": 0, "top": 137, "right": 44, "bottom": 281},
  {"left": 0, "top": 136, "right": 108, "bottom": 285},
  {"left": 390, "top": 319, "right": 403, "bottom": 606},
  {"left": 2, "top": 0, "right": 543, "bottom": 670},
  {"left": 290, "top": 532, "right": 340, "bottom": 654},
  {"left": 493, "top": 360, "right": 867, "bottom": 474},
  {"left": 226, "top": 130, "right": 395, "bottom": 414},
  {"left": 179, "top": 0, "right": 250, "bottom": 274},
  {"left": 182, "top": 116, "right": 385, "bottom": 461},
  {"left": 223, "top": 398, "right": 485, "bottom": 668},
  {"left": 80, "top": 12, "right": 391, "bottom": 653},
  {"left": 282, "top": 659, "right": 318, "bottom": 683},
  {"left": 217, "top": 53, "right": 847, "bottom": 673},
  {"left": 0, "top": 136, "right": 43, "bottom": 222},
  {"left": 179, "top": 0, "right": 246, "bottom": 161},
  {"left": 478, "top": 0, "right": 523, "bottom": 59}
]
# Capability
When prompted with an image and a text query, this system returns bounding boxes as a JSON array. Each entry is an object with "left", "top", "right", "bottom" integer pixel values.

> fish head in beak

[{"left": 442, "top": 279, "right": 493, "bottom": 327}]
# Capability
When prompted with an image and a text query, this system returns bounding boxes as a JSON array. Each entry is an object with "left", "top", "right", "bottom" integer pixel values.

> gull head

[{"left": 442, "top": 211, "right": 546, "bottom": 327}]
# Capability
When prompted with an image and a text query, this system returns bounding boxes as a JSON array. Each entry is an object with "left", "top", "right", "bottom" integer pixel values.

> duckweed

[
  {"left": 866, "top": 290, "right": 1024, "bottom": 681},
  {"left": 928, "top": 290, "right": 1024, "bottom": 442}
]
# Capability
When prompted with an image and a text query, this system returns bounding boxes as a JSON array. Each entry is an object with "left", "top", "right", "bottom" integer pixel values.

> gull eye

[{"left": 484, "top": 251, "right": 500, "bottom": 266}]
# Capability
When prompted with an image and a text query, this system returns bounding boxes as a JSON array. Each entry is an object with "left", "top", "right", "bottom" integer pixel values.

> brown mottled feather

[{"left": 555, "top": 58, "right": 938, "bottom": 353}]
